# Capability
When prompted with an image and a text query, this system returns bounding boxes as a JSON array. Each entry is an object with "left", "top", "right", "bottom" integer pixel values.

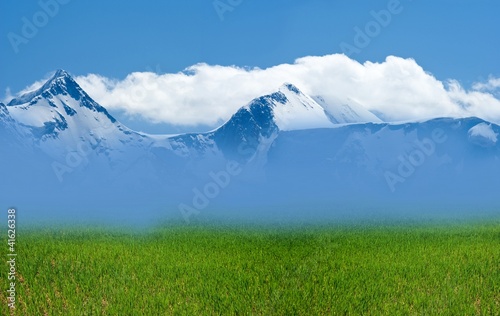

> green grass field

[{"left": 1, "top": 221, "right": 499, "bottom": 315}]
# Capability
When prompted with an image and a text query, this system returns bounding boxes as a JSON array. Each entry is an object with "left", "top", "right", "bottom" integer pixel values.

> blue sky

[{"left": 2, "top": 0, "right": 499, "bottom": 133}]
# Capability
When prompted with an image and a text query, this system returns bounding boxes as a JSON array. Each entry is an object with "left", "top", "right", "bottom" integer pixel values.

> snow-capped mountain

[
  {"left": 212, "top": 83, "right": 332, "bottom": 160},
  {"left": 211, "top": 83, "right": 383, "bottom": 161},
  {"left": 261, "top": 83, "right": 335, "bottom": 131},
  {"left": 4, "top": 70, "right": 155, "bottom": 165},
  {"left": 2, "top": 72, "right": 379, "bottom": 166},
  {"left": 1, "top": 70, "right": 500, "bottom": 224}
]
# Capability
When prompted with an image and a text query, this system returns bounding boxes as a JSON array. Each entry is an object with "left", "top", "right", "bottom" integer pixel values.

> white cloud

[
  {"left": 447, "top": 80, "right": 500, "bottom": 124},
  {"left": 2, "top": 88, "right": 14, "bottom": 104},
  {"left": 18, "top": 72, "right": 56, "bottom": 95},
  {"left": 44, "top": 54, "right": 500, "bottom": 126},
  {"left": 472, "top": 77, "right": 500, "bottom": 93},
  {"left": 4, "top": 71, "right": 57, "bottom": 104}
]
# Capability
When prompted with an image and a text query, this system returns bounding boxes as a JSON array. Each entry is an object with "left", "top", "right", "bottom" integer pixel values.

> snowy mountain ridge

[
  {"left": 312, "top": 95, "right": 382, "bottom": 124},
  {"left": 259, "top": 83, "right": 335, "bottom": 131},
  {"left": 2, "top": 70, "right": 380, "bottom": 163}
]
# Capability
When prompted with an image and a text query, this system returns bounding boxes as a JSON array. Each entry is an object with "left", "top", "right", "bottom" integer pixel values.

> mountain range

[{"left": 1, "top": 70, "right": 499, "bottom": 225}]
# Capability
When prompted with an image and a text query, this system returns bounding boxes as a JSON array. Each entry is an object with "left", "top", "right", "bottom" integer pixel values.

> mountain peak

[
  {"left": 7, "top": 69, "right": 80, "bottom": 106},
  {"left": 48, "top": 69, "right": 74, "bottom": 87},
  {"left": 5, "top": 69, "right": 117, "bottom": 135},
  {"left": 217, "top": 83, "right": 334, "bottom": 141},
  {"left": 53, "top": 69, "right": 71, "bottom": 78},
  {"left": 279, "top": 83, "right": 301, "bottom": 94},
  {"left": 44, "top": 69, "right": 80, "bottom": 95}
]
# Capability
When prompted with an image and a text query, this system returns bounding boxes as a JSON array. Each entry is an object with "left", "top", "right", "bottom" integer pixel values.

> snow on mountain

[
  {"left": 0, "top": 102, "right": 12, "bottom": 130},
  {"left": 211, "top": 83, "right": 334, "bottom": 162},
  {"left": 468, "top": 122, "right": 498, "bottom": 147},
  {"left": 0, "top": 102, "right": 15, "bottom": 127},
  {"left": 268, "top": 83, "right": 334, "bottom": 131},
  {"left": 3, "top": 74, "right": 380, "bottom": 168},
  {"left": 5, "top": 70, "right": 156, "bottom": 166},
  {"left": 313, "top": 95, "right": 382, "bottom": 124},
  {"left": 210, "top": 83, "right": 383, "bottom": 166}
]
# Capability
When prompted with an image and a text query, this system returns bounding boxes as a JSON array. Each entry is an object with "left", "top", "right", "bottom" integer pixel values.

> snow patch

[
  {"left": 271, "top": 84, "right": 334, "bottom": 131},
  {"left": 313, "top": 95, "right": 382, "bottom": 124},
  {"left": 468, "top": 122, "right": 498, "bottom": 147}
]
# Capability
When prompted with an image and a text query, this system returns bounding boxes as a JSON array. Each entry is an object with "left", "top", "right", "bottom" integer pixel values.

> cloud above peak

[{"left": 66, "top": 54, "right": 500, "bottom": 126}]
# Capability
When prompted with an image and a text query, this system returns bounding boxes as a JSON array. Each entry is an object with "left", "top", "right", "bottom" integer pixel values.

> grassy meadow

[{"left": 1, "top": 220, "right": 499, "bottom": 315}]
